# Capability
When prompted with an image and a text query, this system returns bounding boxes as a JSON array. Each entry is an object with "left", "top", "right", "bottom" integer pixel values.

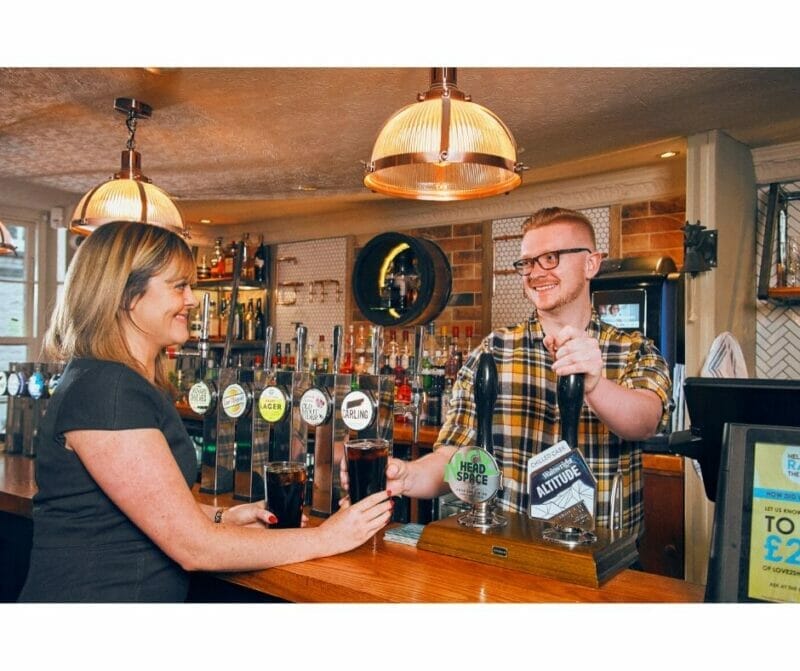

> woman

[{"left": 19, "top": 221, "right": 392, "bottom": 602}]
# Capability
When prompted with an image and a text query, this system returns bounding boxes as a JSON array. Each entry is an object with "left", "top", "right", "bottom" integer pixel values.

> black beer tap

[
  {"left": 557, "top": 373, "right": 584, "bottom": 449},
  {"left": 474, "top": 347, "right": 498, "bottom": 456}
]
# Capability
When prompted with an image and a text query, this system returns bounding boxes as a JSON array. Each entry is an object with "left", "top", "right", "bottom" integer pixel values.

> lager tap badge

[{"left": 258, "top": 385, "right": 288, "bottom": 423}]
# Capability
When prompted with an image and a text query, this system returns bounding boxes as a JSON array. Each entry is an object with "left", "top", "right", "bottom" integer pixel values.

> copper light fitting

[
  {"left": 364, "top": 68, "right": 525, "bottom": 201},
  {"left": 70, "top": 97, "right": 185, "bottom": 237}
]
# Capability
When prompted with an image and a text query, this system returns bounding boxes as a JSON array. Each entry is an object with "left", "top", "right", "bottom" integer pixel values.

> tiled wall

[
  {"left": 755, "top": 182, "right": 800, "bottom": 379},
  {"left": 273, "top": 237, "right": 348, "bottom": 359}
]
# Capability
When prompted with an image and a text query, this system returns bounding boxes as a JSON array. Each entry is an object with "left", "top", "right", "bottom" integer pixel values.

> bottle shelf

[
  {"left": 193, "top": 278, "right": 266, "bottom": 290},
  {"left": 186, "top": 338, "right": 266, "bottom": 350},
  {"left": 766, "top": 287, "right": 800, "bottom": 303}
]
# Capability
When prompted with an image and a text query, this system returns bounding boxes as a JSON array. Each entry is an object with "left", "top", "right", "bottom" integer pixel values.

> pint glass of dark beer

[
  {"left": 344, "top": 438, "right": 391, "bottom": 504},
  {"left": 264, "top": 461, "right": 307, "bottom": 528}
]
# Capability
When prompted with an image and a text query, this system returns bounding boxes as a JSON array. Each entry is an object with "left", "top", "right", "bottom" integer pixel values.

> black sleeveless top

[{"left": 18, "top": 358, "right": 197, "bottom": 602}]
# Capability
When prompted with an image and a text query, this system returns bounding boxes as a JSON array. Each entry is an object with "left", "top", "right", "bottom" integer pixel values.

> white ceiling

[{"left": 2, "top": 67, "right": 800, "bottom": 230}]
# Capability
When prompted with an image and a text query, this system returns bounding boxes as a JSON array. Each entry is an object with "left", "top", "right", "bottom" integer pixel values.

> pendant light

[
  {"left": 70, "top": 97, "right": 185, "bottom": 237},
  {"left": 364, "top": 68, "right": 525, "bottom": 201},
  {"left": 0, "top": 221, "right": 18, "bottom": 256}
]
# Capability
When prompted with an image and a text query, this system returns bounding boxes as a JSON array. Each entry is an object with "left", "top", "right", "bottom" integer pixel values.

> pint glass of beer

[
  {"left": 264, "top": 461, "right": 307, "bottom": 528},
  {"left": 344, "top": 438, "right": 391, "bottom": 504}
]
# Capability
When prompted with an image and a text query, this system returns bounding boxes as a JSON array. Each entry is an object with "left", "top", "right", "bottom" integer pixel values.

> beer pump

[
  {"left": 304, "top": 325, "right": 348, "bottom": 517},
  {"left": 5, "top": 362, "right": 33, "bottom": 455},
  {"left": 418, "top": 349, "right": 638, "bottom": 588},
  {"left": 232, "top": 326, "right": 275, "bottom": 501}
]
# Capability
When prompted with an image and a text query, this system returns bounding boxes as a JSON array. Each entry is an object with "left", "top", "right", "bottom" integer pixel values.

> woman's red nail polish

[{"left": 268, "top": 515, "right": 278, "bottom": 523}]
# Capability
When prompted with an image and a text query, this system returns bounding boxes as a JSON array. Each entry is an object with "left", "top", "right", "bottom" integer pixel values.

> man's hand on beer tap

[{"left": 543, "top": 325, "right": 603, "bottom": 393}]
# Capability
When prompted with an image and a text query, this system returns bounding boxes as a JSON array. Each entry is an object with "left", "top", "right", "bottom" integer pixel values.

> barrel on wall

[{"left": 352, "top": 233, "right": 452, "bottom": 327}]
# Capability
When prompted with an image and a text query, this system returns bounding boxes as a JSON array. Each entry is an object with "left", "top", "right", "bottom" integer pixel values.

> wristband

[{"left": 213, "top": 507, "right": 226, "bottom": 524}]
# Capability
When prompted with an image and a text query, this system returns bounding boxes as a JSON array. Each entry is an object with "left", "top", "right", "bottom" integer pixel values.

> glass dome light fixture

[
  {"left": 364, "top": 68, "right": 526, "bottom": 202},
  {"left": 0, "top": 220, "right": 18, "bottom": 256},
  {"left": 70, "top": 97, "right": 185, "bottom": 237}
]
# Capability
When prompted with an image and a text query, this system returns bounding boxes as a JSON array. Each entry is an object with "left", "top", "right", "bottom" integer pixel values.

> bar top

[{"left": 1, "top": 453, "right": 703, "bottom": 603}]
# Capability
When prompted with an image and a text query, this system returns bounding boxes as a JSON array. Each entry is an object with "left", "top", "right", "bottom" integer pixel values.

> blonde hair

[
  {"left": 44, "top": 221, "right": 195, "bottom": 389},
  {"left": 521, "top": 207, "right": 597, "bottom": 248}
]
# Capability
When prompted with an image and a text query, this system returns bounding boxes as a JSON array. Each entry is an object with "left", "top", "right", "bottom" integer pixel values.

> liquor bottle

[
  {"left": 421, "top": 350, "right": 433, "bottom": 393},
  {"left": 241, "top": 233, "right": 255, "bottom": 281},
  {"left": 232, "top": 302, "right": 244, "bottom": 340},
  {"left": 209, "top": 237, "right": 225, "bottom": 278},
  {"left": 307, "top": 340, "right": 317, "bottom": 374},
  {"left": 197, "top": 254, "right": 211, "bottom": 280},
  {"left": 283, "top": 342, "right": 292, "bottom": 370},
  {"left": 464, "top": 325, "right": 474, "bottom": 358},
  {"left": 400, "top": 330, "right": 411, "bottom": 371},
  {"left": 224, "top": 240, "right": 237, "bottom": 277},
  {"left": 355, "top": 324, "right": 367, "bottom": 373},
  {"left": 393, "top": 355, "right": 406, "bottom": 391},
  {"left": 254, "top": 298, "right": 265, "bottom": 341},
  {"left": 380, "top": 354, "right": 393, "bottom": 376},
  {"left": 444, "top": 341, "right": 460, "bottom": 385},
  {"left": 208, "top": 300, "right": 219, "bottom": 339},
  {"left": 243, "top": 298, "right": 256, "bottom": 341},
  {"left": 340, "top": 325, "right": 354, "bottom": 374},
  {"left": 272, "top": 342, "right": 282, "bottom": 370},
  {"left": 317, "top": 334, "right": 330, "bottom": 373},
  {"left": 254, "top": 234, "right": 268, "bottom": 284},
  {"left": 387, "top": 329, "right": 398, "bottom": 368},
  {"left": 218, "top": 298, "right": 228, "bottom": 339},
  {"left": 190, "top": 308, "right": 202, "bottom": 339}
]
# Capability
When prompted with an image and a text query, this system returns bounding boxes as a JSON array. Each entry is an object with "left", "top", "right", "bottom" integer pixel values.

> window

[{"left": 0, "top": 216, "right": 57, "bottom": 434}]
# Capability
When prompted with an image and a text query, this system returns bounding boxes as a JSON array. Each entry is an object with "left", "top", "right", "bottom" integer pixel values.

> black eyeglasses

[{"left": 512, "top": 248, "right": 592, "bottom": 275}]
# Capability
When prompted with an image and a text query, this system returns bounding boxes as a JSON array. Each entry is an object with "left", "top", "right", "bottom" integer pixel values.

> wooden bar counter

[{"left": 1, "top": 452, "right": 703, "bottom": 603}]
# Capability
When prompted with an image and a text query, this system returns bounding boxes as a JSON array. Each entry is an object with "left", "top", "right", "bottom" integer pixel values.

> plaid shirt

[{"left": 435, "top": 309, "right": 671, "bottom": 537}]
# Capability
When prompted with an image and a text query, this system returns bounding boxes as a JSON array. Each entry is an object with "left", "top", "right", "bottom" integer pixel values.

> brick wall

[{"left": 619, "top": 194, "right": 686, "bottom": 266}]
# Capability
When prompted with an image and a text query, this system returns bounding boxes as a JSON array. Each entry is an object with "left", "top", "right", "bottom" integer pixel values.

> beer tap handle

[
  {"left": 332, "top": 325, "right": 343, "bottom": 374},
  {"left": 222, "top": 240, "right": 245, "bottom": 368},
  {"left": 198, "top": 292, "right": 211, "bottom": 374},
  {"left": 413, "top": 325, "right": 425, "bottom": 377},
  {"left": 371, "top": 325, "right": 383, "bottom": 375},
  {"left": 474, "top": 342, "right": 498, "bottom": 455},
  {"left": 411, "top": 325, "right": 425, "bottom": 445},
  {"left": 295, "top": 325, "right": 307, "bottom": 372},
  {"left": 263, "top": 325, "right": 274, "bottom": 371},
  {"left": 557, "top": 373, "right": 584, "bottom": 449}
]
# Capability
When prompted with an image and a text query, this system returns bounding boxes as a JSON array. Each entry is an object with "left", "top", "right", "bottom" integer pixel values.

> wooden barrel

[{"left": 352, "top": 233, "right": 452, "bottom": 327}]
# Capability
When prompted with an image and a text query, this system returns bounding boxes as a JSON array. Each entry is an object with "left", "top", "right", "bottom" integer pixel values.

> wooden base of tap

[{"left": 417, "top": 510, "right": 638, "bottom": 588}]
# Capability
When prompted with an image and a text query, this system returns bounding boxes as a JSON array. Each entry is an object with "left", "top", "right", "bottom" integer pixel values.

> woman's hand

[
  {"left": 318, "top": 489, "right": 393, "bottom": 554},
  {"left": 220, "top": 502, "right": 276, "bottom": 528}
]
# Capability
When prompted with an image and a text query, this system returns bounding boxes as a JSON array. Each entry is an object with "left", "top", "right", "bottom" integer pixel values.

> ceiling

[{"left": 2, "top": 67, "right": 800, "bottom": 233}]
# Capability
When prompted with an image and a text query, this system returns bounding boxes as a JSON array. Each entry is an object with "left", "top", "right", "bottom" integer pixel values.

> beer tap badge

[
  {"left": 527, "top": 440, "right": 597, "bottom": 530},
  {"left": 299, "top": 387, "right": 332, "bottom": 426},
  {"left": 341, "top": 390, "right": 376, "bottom": 431},
  {"left": 258, "top": 386, "right": 288, "bottom": 423},
  {"left": 444, "top": 446, "right": 502, "bottom": 504}
]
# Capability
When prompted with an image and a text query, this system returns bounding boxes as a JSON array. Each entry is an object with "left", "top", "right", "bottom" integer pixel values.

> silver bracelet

[{"left": 213, "top": 507, "right": 226, "bottom": 524}]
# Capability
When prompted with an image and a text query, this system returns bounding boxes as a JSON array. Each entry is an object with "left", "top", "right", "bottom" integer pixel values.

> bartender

[{"left": 380, "top": 207, "right": 671, "bottom": 537}]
